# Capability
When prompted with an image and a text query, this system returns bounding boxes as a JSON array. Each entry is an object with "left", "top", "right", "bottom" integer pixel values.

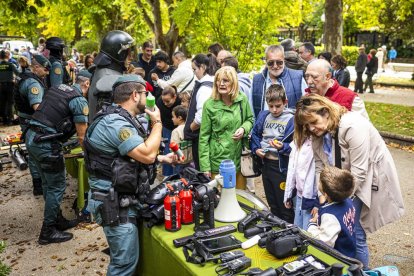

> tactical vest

[
  {"left": 32, "top": 84, "right": 82, "bottom": 142},
  {"left": 0, "top": 61, "right": 14, "bottom": 82},
  {"left": 84, "top": 105, "right": 156, "bottom": 203},
  {"left": 13, "top": 71, "right": 46, "bottom": 116},
  {"left": 183, "top": 80, "right": 213, "bottom": 140}
]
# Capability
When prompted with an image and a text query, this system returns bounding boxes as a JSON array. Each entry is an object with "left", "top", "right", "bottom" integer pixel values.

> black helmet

[
  {"left": 45, "top": 37, "right": 66, "bottom": 50},
  {"left": 99, "top": 30, "right": 134, "bottom": 64}
]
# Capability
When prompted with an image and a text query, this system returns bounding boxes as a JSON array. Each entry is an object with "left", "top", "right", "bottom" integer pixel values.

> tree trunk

[
  {"left": 324, "top": 0, "right": 343, "bottom": 55},
  {"left": 73, "top": 19, "right": 82, "bottom": 45}
]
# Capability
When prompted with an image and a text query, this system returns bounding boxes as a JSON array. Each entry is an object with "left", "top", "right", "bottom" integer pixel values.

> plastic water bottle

[
  {"left": 146, "top": 92, "right": 155, "bottom": 122},
  {"left": 219, "top": 160, "right": 236, "bottom": 189}
]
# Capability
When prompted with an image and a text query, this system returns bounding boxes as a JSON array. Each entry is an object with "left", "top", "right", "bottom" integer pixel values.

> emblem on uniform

[
  {"left": 82, "top": 106, "right": 89, "bottom": 116},
  {"left": 31, "top": 87, "right": 40, "bottom": 95},
  {"left": 119, "top": 128, "right": 132, "bottom": 141},
  {"left": 54, "top": 67, "right": 62, "bottom": 75},
  {"left": 279, "top": 181, "right": 286, "bottom": 191}
]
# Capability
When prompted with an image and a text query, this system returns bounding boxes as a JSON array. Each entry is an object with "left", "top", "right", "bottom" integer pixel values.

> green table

[
  {"left": 65, "top": 148, "right": 89, "bottom": 210},
  {"left": 138, "top": 221, "right": 348, "bottom": 276},
  {"left": 64, "top": 155, "right": 350, "bottom": 275}
]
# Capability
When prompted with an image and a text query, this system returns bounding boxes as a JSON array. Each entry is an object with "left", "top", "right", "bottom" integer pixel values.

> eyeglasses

[
  {"left": 217, "top": 78, "right": 231, "bottom": 85},
  {"left": 304, "top": 74, "right": 320, "bottom": 80},
  {"left": 266, "top": 60, "right": 284, "bottom": 67}
]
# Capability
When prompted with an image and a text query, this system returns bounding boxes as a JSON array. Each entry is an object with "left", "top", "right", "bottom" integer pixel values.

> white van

[{"left": 3, "top": 40, "right": 35, "bottom": 53}]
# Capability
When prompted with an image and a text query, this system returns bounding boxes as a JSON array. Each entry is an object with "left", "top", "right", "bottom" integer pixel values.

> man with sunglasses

[
  {"left": 250, "top": 45, "right": 307, "bottom": 118},
  {"left": 85, "top": 74, "right": 176, "bottom": 275},
  {"left": 14, "top": 54, "right": 50, "bottom": 196}
]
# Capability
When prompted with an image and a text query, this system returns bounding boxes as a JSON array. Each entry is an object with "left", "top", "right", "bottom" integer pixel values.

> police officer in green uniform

[
  {"left": 45, "top": 37, "right": 71, "bottom": 88},
  {"left": 25, "top": 83, "right": 89, "bottom": 244},
  {"left": 72, "top": 70, "right": 92, "bottom": 97},
  {"left": 0, "top": 50, "right": 20, "bottom": 125},
  {"left": 14, "top": 54, "right": 50, "bottom": 195},
  {"left": 85, "top": 74, "right": 176, "bottom": 275}
]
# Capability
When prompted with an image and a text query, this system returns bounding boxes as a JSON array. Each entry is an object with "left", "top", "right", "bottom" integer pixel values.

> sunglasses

[{"left": 266, "top": 60, "right": 284, "bottom": 67}]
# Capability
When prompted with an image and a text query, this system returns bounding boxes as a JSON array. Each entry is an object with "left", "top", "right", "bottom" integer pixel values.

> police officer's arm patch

[
  {"left": 31, "top": 87, "right": 39, "bottom": 95},
  {"left": 82, "top": 106, "right": 89, "bottom": 116},
  {"left": 119, "top": 128, "right": 133, "bottom": 141},
  {"left": 54, "top": 67, "right": 62, "bottom": 75}
]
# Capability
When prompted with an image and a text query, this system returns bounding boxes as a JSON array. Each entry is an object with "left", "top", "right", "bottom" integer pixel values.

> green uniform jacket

[{"left": 199, "top": 93, "right": 254, "bottom": 173}]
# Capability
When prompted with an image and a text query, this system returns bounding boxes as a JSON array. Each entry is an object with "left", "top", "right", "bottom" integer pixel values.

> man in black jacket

[
  {"left": 364, "top": 49, "right": 379, "bottom": 93},
  {"left": 354, "top": 47, "right": 368, "bottom": 93}
]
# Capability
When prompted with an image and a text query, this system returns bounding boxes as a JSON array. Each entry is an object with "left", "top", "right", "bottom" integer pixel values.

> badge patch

[
  {"left": 279, "top": 181, "right": 286, "bottom": 191},
  {"left": 82, "top": 106, "right": 89, "bottom": 116},
  {"left": 119, "top": 128, "right": 132, "bottom": 141},
  {"left": 54, "top": 67, "right": 62, "bottom": 75},
  {"left": 31, "top": 87, "right": 39, "bottom": 95}
]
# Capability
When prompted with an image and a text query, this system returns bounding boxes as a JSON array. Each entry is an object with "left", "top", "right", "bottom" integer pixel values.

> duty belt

[{"left": 91, "top": 189, "right": 138, "bottom": 226}]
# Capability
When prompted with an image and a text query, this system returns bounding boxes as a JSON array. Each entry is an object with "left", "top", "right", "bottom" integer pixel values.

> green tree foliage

[
  {"left": 0, "top": 0, "right": 412, "bottom": 66},
  {"left": 379, "top": 0, "right": 414, "bottom": 41},
  {"left": 0, "top": 241, "right": 11, "bottom": 276},
  {"left": 174, "top": 0, "right": 305, "bottom": 71},
  {"left": 73, "top": 39, "right": 99, "bottom": 55}
]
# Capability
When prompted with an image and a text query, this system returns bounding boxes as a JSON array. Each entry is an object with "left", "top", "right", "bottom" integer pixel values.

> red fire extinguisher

[
  {"left": 179, "top": 178, "right": 193, "bottom": 224},
  {"left": 164, "top": 183, "right": 181, "bottom": 232}
]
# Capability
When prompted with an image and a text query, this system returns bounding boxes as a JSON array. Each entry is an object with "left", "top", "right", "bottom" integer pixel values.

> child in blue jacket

[
  {"left": 250, "top": 84, "right": 294, "bottom": 223},
  {"left": 308, "top": 166, "right": 357, "bottom": 258}
]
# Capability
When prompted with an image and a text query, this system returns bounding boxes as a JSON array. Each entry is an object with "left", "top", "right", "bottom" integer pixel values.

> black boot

[
  {"left": 56, "top": 210, "right": 79, "bottom": 231},
  {"left": 33, "top": 178, "right": 43, "bottom": 196},
  {"left": 38, "top": 224, "right": 73, "bottom": 245}
]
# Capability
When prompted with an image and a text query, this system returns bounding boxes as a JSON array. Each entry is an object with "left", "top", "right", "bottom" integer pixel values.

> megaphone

[{"left": 214, "top": 160, "right": 246, "bottom": 222}]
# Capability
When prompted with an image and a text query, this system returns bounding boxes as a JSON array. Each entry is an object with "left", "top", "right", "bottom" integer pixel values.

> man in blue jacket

[{"left": 250, "top": 45, "right": 306, "bottom": 118}]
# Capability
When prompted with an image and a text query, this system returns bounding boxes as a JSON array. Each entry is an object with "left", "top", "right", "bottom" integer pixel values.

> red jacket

[{"left": 306, "top": 80, "right": 356, "bottom": 111}]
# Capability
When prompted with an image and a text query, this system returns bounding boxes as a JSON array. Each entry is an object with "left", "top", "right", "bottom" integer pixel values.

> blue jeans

[
  {"left": 162, "top": 127, "right": 174, "bottom": 176},
  {"left": 353, "top": 196, "right": 370, "bottom": 269},
  {"left": 104, "top": 223, "right": 139, "bottom": 276},
  {"left": 293, "top": 196, "right": 312, "bottom": 230}
]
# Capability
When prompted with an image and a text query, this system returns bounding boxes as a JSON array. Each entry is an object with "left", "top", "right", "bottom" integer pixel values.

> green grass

[
  {"left": 376, "top": 76, "right": 414, "bottom": 86},
  {"left": 365, "top": 102, "right": 414, "bottom": 137}
]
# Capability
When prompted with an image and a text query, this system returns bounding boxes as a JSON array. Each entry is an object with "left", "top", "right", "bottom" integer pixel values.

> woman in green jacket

[{"left": 199, "top": 66, "right": 254, "bottom": 189}]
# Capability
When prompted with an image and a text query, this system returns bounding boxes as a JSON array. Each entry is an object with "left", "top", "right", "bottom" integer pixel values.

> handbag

[
  {"left": 241, "top": 144, "right": 262, "bottom": 178},
  {"left": 238, "top": 102, "right": 262, "bottom": 178}
]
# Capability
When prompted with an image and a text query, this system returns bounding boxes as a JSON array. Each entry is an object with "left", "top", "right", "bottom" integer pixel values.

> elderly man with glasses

[{"left": 250, "top": 45, "right": 307, "bottom": 118}]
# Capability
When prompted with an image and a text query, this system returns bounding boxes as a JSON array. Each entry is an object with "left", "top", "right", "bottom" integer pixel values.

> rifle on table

[{"left": 238, "top": 201, "right": 363, "bottom": 268}]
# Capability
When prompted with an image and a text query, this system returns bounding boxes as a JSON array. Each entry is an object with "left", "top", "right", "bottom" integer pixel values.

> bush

[
  {"left": 0, "top": 241, "right": 11, "bottom": 276},
  {"left": 314, "top": 45, "right": 359, "bottom": 66},
  {"left": 342, "top": 46, "right": 359, "bottom": 66},
  {"left": 73, "top": 39, "right": 99, "bottom": 55}
]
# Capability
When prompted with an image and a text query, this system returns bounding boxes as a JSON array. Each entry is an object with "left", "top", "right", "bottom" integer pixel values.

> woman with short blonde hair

[
  {"left": 211, "top": 66, "right": 239, "bottom": 101},
  {"left": 199, "top": 66, "right": 254, "bottom": 189}
]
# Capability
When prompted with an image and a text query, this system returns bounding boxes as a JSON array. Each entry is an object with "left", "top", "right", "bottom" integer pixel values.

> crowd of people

[{"left": 0, "top": 32, "right": 405, "bottom": 275}]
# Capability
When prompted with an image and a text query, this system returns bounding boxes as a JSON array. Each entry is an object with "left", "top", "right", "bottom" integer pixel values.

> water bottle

[{"left": 146, "top": 92, "right": 156, "bottom": 122}]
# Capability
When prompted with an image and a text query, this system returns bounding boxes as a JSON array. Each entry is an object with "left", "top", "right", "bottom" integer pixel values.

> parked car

[{"left": 3, "top": 40, "right": 35, "bottom": 53}]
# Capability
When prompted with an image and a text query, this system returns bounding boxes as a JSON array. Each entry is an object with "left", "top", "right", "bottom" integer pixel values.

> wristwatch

[{"left": 151, "top": 119, "right": 162, "bottom": 127}]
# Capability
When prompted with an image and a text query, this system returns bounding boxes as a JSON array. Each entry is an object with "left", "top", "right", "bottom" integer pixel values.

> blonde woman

[
  {"left": 199, "top": 66, "right": 254, "bottom": 189},
  {"left": 294, "top": 93, "right": 404, "bottom": 268}
]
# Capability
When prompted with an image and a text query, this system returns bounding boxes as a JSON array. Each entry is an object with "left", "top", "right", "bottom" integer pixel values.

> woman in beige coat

[{"left": 294, "top": 94, "right": 404, "bottom": 269}]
